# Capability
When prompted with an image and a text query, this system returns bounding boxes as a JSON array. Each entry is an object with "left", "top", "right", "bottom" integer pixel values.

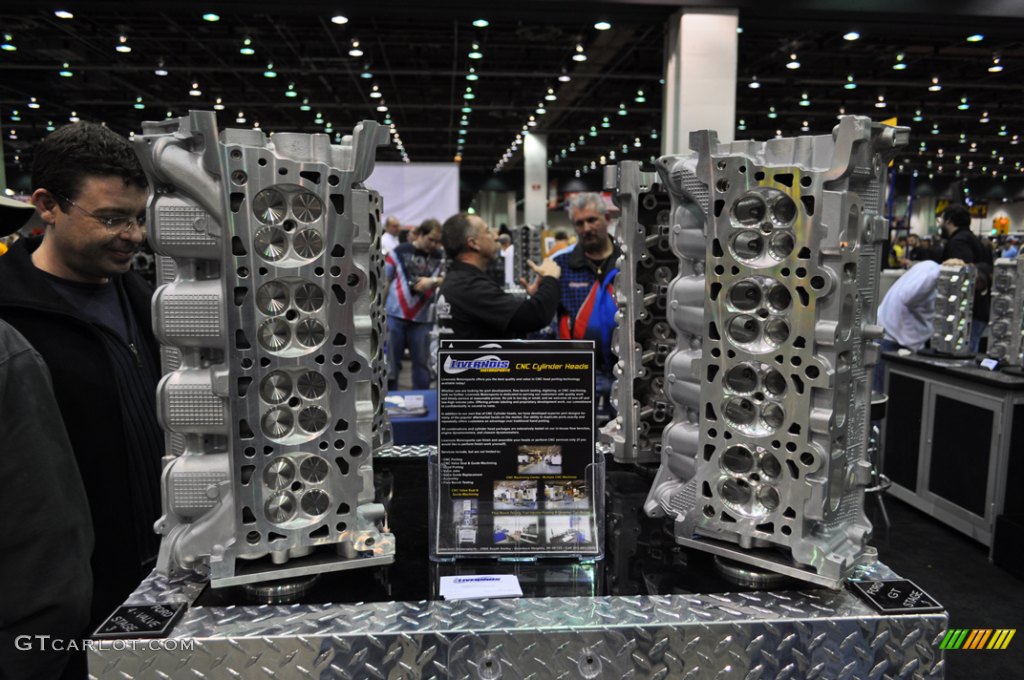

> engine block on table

[
  {"left": 602, "top": 162, "right": 679, "bottom": 464},
  {"left": 987, "top": 257, "right": 1024, "bottom": 365},
  {"left": 644, "top": 116, "right": 908, "bottom": 588},
  {"left": 931, "top": 263, "right": 975, "bottom": 355},
  {"left": 136, "top": 110, "right": 395, "bottom": 587}
]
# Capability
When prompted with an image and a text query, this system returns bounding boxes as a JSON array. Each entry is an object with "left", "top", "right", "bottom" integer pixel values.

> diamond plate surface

[{"left": 93, "top": 561, "right": 945, "bottom": 679}]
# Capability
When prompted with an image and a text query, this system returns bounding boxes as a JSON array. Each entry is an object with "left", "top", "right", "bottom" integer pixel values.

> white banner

[{"left": 367, "top": 162, "right": 460, "bottom": 228}]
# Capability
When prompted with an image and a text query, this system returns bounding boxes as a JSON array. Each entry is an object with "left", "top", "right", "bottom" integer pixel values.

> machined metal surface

[
  {"left": 987, "top": 257, "right": 1024, "bottom": 365},
  {"left": 136, "top": 111, "right": 395, "bottom": 588},
  {"left": 931, "top": 263, "right": 975, "bottom": 355},
  {"left": 644, "top": 117, "right": 909, "bottom": 589},
  {"left": 511, "top": 223, "right": 542, "bottom": 286},
  {"left": 601, "top": 162, "right": 679, "bottom": 464},
  {"left": 90, "top": 558, "right": 945, "bottom": 680}
]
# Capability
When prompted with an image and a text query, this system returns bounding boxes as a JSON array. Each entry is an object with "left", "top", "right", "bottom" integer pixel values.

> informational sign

[
  {"left": 93, "top": 603, "right": 188, "bottom": 639},
  {"left": 849, "top": 579, "right": 944, "bottom": 614},
  {"left": 432, "top": 339, "right": 600, "bottom": 557}
]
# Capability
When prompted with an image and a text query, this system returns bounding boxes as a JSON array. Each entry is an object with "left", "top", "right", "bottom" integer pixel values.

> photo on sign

[
  {"left": 545, "top": 514, "right": 592, "bottom": 545},
  {"left": 493, "top": 480, "right": 538, "bottom": 510},
  {"left": 516, "top": 444, "right": 563, "bottom": 474},
  {"left": 494, "top": 515, "right": 539, "bottom": 545},
  {"left": 451, "top": 499, "right": 478, "bottom": 545},
  {"left": 544, "top": 480, "right": 589, "bottom": 509}
]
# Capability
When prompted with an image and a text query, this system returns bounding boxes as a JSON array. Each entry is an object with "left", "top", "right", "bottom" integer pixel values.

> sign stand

[{"left": 430, "top": 340, "right": 604, "bottom": 561}]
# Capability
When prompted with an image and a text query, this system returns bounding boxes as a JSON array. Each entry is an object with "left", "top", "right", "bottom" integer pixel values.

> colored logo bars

[{"left": 940, "top": 629, "right": 1016, "bottom": 650}]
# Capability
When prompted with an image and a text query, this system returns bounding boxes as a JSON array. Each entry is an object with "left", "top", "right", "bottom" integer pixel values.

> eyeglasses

[
  {"left": 53, "top": 191, "right": 147, "bottom": 232},
  {"left": 573, "top": 215, "right": 602, "bottom": 228}
]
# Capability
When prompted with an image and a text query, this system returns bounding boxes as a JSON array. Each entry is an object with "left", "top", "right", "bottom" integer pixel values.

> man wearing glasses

[
  {"left": 0, "top": 122, "right": 163, "bottom": 637},
  {"left": 552, "top": 193, "right": 622, "bottom": 423}
]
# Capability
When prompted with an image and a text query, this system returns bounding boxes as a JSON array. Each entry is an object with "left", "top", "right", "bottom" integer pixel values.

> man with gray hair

[
  {"left": 437, "top": 212, "right": 560, "bottom": 339},
  {"left": 552, "top": 192, "right": 621, "bottom": 422}
]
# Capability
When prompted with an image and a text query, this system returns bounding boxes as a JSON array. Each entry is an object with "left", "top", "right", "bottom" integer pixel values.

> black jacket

[
  {"left": 0, "top": 238, "right": 163, "bottom": 626},
  {"left": 438, "top": 260, "right": 560, "bottom": 340},
  {"left": 941, "top": 228, "right": 994, "bottom": 322},
  {"left": 0, "top": 321, "right": 93, "bottom": 680}
]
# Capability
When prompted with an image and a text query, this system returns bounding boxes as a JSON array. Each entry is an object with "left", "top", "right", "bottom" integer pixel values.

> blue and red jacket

[
  {"left": 385, "top": 242, "right": 444, "bottom": 323},
  {"left": 552, "top": 240, "right": 621, "bottom": 371}
]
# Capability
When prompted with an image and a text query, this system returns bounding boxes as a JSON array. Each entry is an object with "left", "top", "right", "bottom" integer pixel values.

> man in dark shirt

[
  {"left": 437, "top": 212, "right": 561, "bottom": 339},
  {"left": 0, "top": 122, "right": 164, "bottom": 631},
  {"left": 939, "top": 203, "right": 994, "bottom": 352}
]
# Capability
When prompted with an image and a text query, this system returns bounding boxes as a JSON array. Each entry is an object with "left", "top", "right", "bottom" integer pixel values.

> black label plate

[
  {"left": 93, "top": 603, "right": 188, "bottom": 639},
  {"left": 850, "top": 579, "right": 945, "bottom": 614}
]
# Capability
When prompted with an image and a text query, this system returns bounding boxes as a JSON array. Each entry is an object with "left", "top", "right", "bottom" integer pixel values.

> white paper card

[
  {"left": 404, "top": 394, "right": 425, "bottom": 408},
  {"left": 438, "top": 574, "right": 523, "bottom": 601}
]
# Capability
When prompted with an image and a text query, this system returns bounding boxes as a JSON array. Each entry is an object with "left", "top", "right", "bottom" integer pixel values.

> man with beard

[
  {"left": 553, "top": 193, "right": 622, "bottom": 422},
  {"left": 0, "top": 122, "right": 164, "bottom": 633}
]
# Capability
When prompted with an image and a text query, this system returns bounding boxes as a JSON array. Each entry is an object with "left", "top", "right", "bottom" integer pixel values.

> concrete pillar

[
  {"left": 662, "top": 9, "right": 739, "bottom": 155},
  {"left": 524, "top": 133, "right": 547, "bottom": 226}
]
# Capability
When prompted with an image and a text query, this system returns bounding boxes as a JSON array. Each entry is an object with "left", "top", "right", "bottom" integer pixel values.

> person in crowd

[
  {"left": 382, "top": 215, "right": 402, "bottom": 255},
  {"left": 548, "top": 230, "right": 572, "bottom": 256},
  {"left": 874, "top": 258, "right": 965, "bottom": 391},
  {"left": 437, "top": 212, "right": 560, "bottom": 339},
  {"left": 888, "top": 235, "right": 907, "bottom": 268},
  {"left": 0, "top": 122, "right": 163, "bottom": 629},
  {"left": 385, "top": 218, "right": 444, "bottom": 389},
  {"left": 0, "top": 194, "right": 34, "bottom": 255},
  {"left": 498, "top": 233, "right": 515, "bottom": 288},
  {"left": 1003, "top": 237, "right": 1019, "bottom": 259},
  {"left": 939, "top": 203, "right": 993, "bottom": 352},
  {"left": 552, "top": 193, "right": 621, "bottom": 419}
]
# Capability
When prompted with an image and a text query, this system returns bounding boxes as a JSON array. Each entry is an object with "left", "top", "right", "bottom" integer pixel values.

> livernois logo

[{"left": 442, "top": 355, "right": 510, "bottom": 374}]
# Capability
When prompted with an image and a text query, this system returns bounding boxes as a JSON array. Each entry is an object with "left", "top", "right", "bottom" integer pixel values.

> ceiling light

[
  {"left": 240, "top": 37, "right": 255, "bottom": 55},
  {"left": 190, "top": 82, "right": 202, "bottom": 96},
  {"left": 928, "top": 76, "right": 941, "bottom": 92},
  {"left": 634, "top": 137, "right": 642, "bottom": 148},
  {"left": 69, "top": 111, "right": 80, "bottom": 122},
  {"left": 748, "top": 76, "right": 760, "bottom": 89},
  {"left": 989, "top": 56, "right": 1003, "bottom": 73},
  {"left": 600, "top": 116, "right": 610, "bottom": 128},
  {"left": 618, "top": 103, "right": 627, "bottom": 116},
  {"left": 967, "top": 33, "right": 984, "bottom": 42},
  {"left": 536, "top": 105, "right": 546, "bottom": 114},
  {"left": 9, "top": 110, "right": 19, "bottom": 121},
  {"left": 799, "top": 92, "right": 810, "bottom": 106},
  {"left": 115, "top": 35, "right": 131, "bottom": 53},
  {"left": 875, "top": 94, "right": 886, "bottom": 108},
  {"left": 786, "top": 53, "right": 800, "bottom": 69},
  {"left": 594, "top": 21, "right": 611, "bottom": 31},
  {"left": 913, "top": 109, "right": 923, "bottom": 122},
  {"left": 58, "top": 63, "right": 73, "bottom": 77},
  {"left": 133, "top": 97, "right": 145, "bottom": 110},
  {"left": 844, "top": 74, "right": 857, "bottom": 89},
  {"left": 360, "top": 65, "right": 373, "bottom": 79},
  {"left": 767, "top": 106, "right": 777, "bottom": 119},
  {"left": 331, "top": 14, "right": 349, "bottom": 25},
  {"left": 472, "top": 18, "right": 489, "bottom": 28},
  {"left": 634, "top": 89, "right": 646, "bottom": 103},
  {"left": 980, "top": 111, "right": 990, "bottom": 123},
  {"left": 801, "top": 121, "right": 810, "bottom": 132},
  {"left": 46, "top": 120, "right": 55, "bottom": 131},
  {"left": 931, "top": 124, "right": 939, "bottom": 135},
  {"left": 469, "top": 42, "right": 483, "bottom": 59},
  {"left": 464, "top": 87, "right": 475, "bottom": 100},
  {"left": 213, "top": 97, "right": 225, "bottom": 111},
  {"left": 300, "top": 98, "right": 311, "bottom": 112},
  {"left": 558, "top": 72, "right": 571, "bottom": 83},
  {"left": 285, "top": 82, "right": 298, "bottom": 98},
  {"left": 54, "top": 9, "right": 74, "bottom": 19},
  {"left": 573, "top": 43, "right": 587, "bottom": 62},
  {"left": 893, "top": 52, "right": 907, "bottom": 70},
  {"left": 263, "top": 62, "right": 277, "bottom": 78},
  {"left": 1, "top": 34, "right": 15, "bottom": 51},
  {"left": 998, "top": 125, "right": 1008, "bottom": 136},
  {"left": 738, "top": 118, "right": 747, "bottom": 131},
  {"left": 202, "top": 13, "right": 220, "bottom": 22},
  {"left": 461, "top": 106, "right": 472, "bottom": 113},
  {"left": 370, "top": 84, "right": 382, "bottom": 98},
  {"left": 236, "top": 112, "right": 246, "bottom": 123},
  {"left": 466, "top": 67, "right": 479, "bottom": 81},
  {"left": 957, "top": 97, "right": 969, "bottom": 110},
  {"left": 545, "top": 87, "right": 556, "bottom": 101},
  {"left": 154, "top": 59, "right": 169, "bottom": 76},
  {"left": 843, "top": 31, "right": 860, "bottom": 41},
  {"left": 349, "top": 39, "right": 363, "bottom": 57},
  {"left": 27, "top": 97, "right": 39, "bottom": 109}
]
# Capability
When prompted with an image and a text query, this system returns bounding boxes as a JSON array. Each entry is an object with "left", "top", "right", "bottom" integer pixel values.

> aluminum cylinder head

[
  {"left": 932, "top": 263, "right": 975, "bottom": 355},
  {"left": 986, "top": 258, "right": 1024, "bottom": 365}
]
